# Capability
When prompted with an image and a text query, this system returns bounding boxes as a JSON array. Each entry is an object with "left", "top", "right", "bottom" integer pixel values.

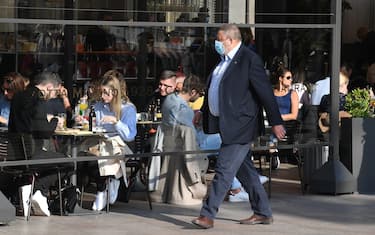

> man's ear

[{"left": 190, "top": 89, "right": 197, "bottom": 96}]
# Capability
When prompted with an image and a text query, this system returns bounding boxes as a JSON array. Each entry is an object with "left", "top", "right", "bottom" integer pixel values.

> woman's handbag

[{"left": 88, "top": 136, "right": 133, "bottom": 186}]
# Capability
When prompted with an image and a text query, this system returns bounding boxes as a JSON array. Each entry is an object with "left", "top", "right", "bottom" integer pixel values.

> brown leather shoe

[
  {"left": 239, "top": 214, "right": 273, "bottom": 225},
  {"left": 191, "top": 216, "right": 214, "bottom": 229}
]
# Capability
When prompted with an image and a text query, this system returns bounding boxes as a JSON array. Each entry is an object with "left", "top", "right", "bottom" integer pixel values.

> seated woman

[
  {"left": 273, "top": 66, "right": 299, "bottom": 122},
  {"left": 0, "top": 72, "right": 26, "bottom": 127},
  {"left": 271, "top": 66, "right": 299, "bottom": 168},
  {"left": 0, "top": 72, "right": 26, "bottom": 210},
  {"left": 77, "top": 70, "right": 137, "bottom": 211},
  {"left": 318, "top": 72, "right": 351, "bottom": 140}
]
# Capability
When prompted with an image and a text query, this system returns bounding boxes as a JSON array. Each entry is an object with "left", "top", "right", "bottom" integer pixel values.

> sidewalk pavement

[{"left": 1, "top": 164, "right": 375, "bottom": 235}]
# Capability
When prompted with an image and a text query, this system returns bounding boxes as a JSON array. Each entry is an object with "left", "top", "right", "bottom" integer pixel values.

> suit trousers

[{"left": 200, "top": 143, "right": 272, "bottom": 219}]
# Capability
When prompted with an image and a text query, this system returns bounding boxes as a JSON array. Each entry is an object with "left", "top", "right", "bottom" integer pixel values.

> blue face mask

[{"left": 214, "top": 40, "right": 225, "bottom": 56}]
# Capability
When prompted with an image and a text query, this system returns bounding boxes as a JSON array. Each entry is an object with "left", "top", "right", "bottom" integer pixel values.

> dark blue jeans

[{"left": 200, "top": 143, "right": 272, "bottom": 219}]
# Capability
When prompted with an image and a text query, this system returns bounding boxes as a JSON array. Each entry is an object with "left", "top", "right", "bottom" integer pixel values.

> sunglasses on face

[
  {"left": 101, "top": 89, "right": 115, "bottom": 97},
  {"left": 284, "top": 76, "right": 292, "bottom": 80}
]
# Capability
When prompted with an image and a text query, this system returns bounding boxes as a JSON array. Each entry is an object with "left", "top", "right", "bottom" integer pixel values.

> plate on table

[
  {"left": 72, "top": 125, "right": 84, "bottom": 130},
  {"left": 92, "top": 127, "right": 107, "bottom": 133}
]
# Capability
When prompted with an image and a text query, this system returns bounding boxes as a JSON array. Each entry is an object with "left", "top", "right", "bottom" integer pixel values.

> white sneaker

[
  {"left": 259, "top": 175, "right": 269, "bottom": 184},
  {"left": 271, "top": 156, "right": 281, "bottom": 169},
  {"left": 108, "top": 178, "right": 120, "bottom": 204},
  {"left": 228, "top": 189, "right": 249, "bottom": 202},
  {"left": 92, "top": 191, "right": 107, "bottom": 211},
  {"left": 31, "top": 190, "right": 50, "bottom": 216},
  {"left": 20, "top": 184, "right": 32, "bottom": 217}
]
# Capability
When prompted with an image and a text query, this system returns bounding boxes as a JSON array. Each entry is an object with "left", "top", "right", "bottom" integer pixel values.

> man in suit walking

[{"left": 191, "top": 24, "right": 285, "bottom": 229}]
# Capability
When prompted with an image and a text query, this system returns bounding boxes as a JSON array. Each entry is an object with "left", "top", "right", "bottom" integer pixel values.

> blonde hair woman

[
  {"left": 89, "top": 70, "right": 137, "bottom": 211},
  {"left": 93, "top": 70, "right": 136, "bottom": 139}
]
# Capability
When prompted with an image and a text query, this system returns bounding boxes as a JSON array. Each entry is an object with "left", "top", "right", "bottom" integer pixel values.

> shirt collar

[{"left": 226, "top": 41, "right": 242, "bottom": 60}]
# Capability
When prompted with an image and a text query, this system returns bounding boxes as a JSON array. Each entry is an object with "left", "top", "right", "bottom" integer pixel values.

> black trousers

[{"left": 32, "top": 149, "right": 74, "bottom": 197}]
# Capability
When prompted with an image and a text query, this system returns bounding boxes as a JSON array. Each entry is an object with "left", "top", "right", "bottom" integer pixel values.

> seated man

[
  {"left": 145, "top": 70, "right": 177, "bottom": 111},
  {"left": 150, "top": 74, "right": 206, "bottom": 204},
  {"left": 8, "top": 71, "right": 68, "bottom": 217}
]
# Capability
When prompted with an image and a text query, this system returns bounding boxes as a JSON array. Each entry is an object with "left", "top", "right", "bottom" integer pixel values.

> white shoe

[
  {"left": 92, "top": 191, "right": 107, "bottom": 211},
  {"left": 271, "top": 156, "right": 281, "bottom": 169},
  {"left": 108, "top": 178, "right": 120, "bottom": 204},
  {"left": 228, "top": 189, "right": 249, "bottom": 202},
  {"left": 20, "top": 184, "right": 32, "bottom": 217},
  {"left": 31, "top": 190, "right": 50, "bottom": 216},
  {"left": 259, "top": 175, "right": 269, "bottom": 184}
]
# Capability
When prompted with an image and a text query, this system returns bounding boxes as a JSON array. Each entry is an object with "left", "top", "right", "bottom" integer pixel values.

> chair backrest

[
  {"left": 284, "top": 120, "right": 302, "bottom": 143},
  {"left": 298, "top": 105, "right": 321, "bottom": 143},
  {"left": 6, "top": 133, "right": 34, "bottom": 162},
  {"left": 0, "top": 129, "right": 8, "bottom": 161}
]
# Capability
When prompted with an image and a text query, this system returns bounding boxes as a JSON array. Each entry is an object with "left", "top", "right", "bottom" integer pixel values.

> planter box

[{"left": 340, "top": 117, "right": 375, "bottom": 194}]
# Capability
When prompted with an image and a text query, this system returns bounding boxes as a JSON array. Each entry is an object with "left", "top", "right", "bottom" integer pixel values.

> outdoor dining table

[
  {"left": 54, "top": 128, "right": 104, "bottom": 185},
  {"left": 53, "top": 128, "right": 108, "bottom": 215}
]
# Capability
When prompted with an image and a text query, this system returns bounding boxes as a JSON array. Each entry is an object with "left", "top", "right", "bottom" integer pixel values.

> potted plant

[
  {"left": 344, "top": 88, "right": 372, "bottom": 118},
  {"left": 340, "top": 88, "right": 375, "bottom": 194}
]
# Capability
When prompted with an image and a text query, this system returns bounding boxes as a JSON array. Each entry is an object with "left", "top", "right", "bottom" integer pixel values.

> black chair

[
  {"left": 121, "top": 138, "right": 152, "bottom": 210},
  {"left": 270, "top": 120, "right": 303, "bottom": 196},
  {"left": 252, "top": 120, "right": 303, "bottom": 198},
  {"left": 2, "top": 133, "right": 72, "bottom": 219},
  {"left": 123, "top": 157, "right": 152, "bottom": 210}
]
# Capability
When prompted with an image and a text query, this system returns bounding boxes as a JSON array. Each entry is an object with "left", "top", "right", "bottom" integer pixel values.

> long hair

[
  {"left": 101, "top": 70, "right": 127, "bottom": 120},
  {"left": 3, "top": 72, "right": 26, "bottom": 95},
  {"left": 272, "top": 65, "right": 290, "bottom": 90}
]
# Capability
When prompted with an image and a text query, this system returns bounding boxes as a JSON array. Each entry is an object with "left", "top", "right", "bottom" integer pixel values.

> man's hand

[
  {"left": 101, "top": 115, "right": 117, "bottom": 124},
  {"left": 272, "top": 124, "right": 286, "bottom": 140},
  {"left": 193, "top": 111, "right": 202, "bottom": 127}
]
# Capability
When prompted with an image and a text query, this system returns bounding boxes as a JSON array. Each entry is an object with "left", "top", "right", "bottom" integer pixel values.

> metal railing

[{"left": 0, "top": 141, "right": 328, "bottom": 168}]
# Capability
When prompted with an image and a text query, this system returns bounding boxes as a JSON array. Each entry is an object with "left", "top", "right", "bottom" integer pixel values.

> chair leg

[
  {"left": 57, "top": 169, "right": 63, "bottom": 216},
  {"left": 106, "top": 177, "right": 110, "bottom": 213},
  {"left": 144, "top": 159, "right": 152, "bottom": 210},
  {"left": 268, "top": 154, "right": 272, "bottom": 199},
  {"left": 295, "top": 153, "right": 305, "bottom": 194},
  {"left": 26, "top": 174, "right": 35, "bottom": 221},
  {"left": 80, "top": 184, "right": 85, "bottom": 207}
]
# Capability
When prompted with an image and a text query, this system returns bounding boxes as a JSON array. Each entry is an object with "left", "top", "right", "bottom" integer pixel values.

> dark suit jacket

[
  {"left": 9, "top": 86, "right": 58, "bottom": 138},
  {"left": 202, "top": 44, "right": 283, "bottom": 144}
]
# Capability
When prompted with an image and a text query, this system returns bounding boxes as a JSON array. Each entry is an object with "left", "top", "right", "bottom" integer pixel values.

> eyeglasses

[
  {"left": 284, "top": 76, "right": 293, "bottom": 80},
  {"left": 47, "top": 87, "right": 61, "bottom": 95},
  {"left": 101, "top": 90, "right": 113, "bottom": 96},
  {"left": 159, "top": 82, "right": 173, "bottom": 89}
]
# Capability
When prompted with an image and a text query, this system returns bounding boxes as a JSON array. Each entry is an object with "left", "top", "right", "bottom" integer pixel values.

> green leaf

[{"left": 345, "top": 88, "right": 372, "bottom": 118}]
